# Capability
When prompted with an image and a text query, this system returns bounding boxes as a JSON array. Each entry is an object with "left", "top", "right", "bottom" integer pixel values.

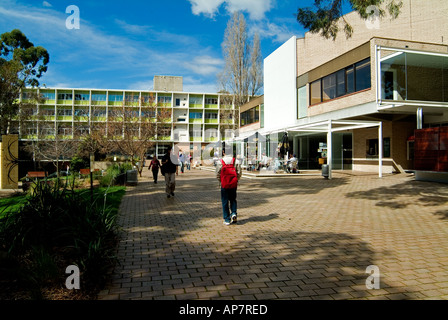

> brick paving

[{"left": 98, "top": 167, "right": 448, "bottom": 300}]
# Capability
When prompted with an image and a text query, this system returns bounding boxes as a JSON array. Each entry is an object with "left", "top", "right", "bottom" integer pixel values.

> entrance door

[{"left": 332, "top": 133, "right": 353, "bottom": 170}]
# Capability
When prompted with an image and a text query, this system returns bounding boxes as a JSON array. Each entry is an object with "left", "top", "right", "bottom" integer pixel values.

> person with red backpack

[{"left": 216, "top": 150, "right": 242, "bottom": 225}]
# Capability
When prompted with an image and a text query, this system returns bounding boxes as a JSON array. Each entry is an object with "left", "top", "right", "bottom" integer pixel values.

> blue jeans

[{"left": 221, "top": 188, "right": 237, "bottom": 222}]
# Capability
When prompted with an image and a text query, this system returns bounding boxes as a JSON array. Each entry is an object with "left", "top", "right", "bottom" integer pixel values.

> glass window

[
  {"left": 366, "top": 137, "right": 390, "bottom": 158},
  {"left": 57, "top": 93, "right": 73, "bottom": 100},
  {"left": 75, "top": 93, "right": 90, "bottom": 101},
  {"left": 205, "top": 98, "right": 218, "bottom": 105},
  {"left": 323, "top": 73, "right": 337, "bottom": 102},
  {"left": 158, "top": 95, "right": 172, "bottom": 104},
  {"left": 92, "top": 94, "right": 106, "bottom": 101},
  {"left": 355, "top": 58, "right": 371, "bottom": 91},
  {"left": 189, "top": 112, "right": 202, "bottom": 119},
  {"left": 41, "top": 92, "right": 55, "bottom": 100},
  {"left": 310, "top": 80, "right": 322, "bottom": 105},
  {"left": 109, "top": 94, "right": 123, "bottom": 102},
  {"left": 189, "top": 96, "right": 203, "bottom": 105},
  {"left": 57, "top": 109, "right": 72, "bottom": 116},
  {"left": 298, "top": 86, "right": 307, "bottom": 119},
  {"left": 346, "top": 66, "right": 355, "bottom": 94},
  {"left": 126, "top": 94, "right": 139, "bottom": 103},
  {"left": 336, "top": 69, "right": 346, "bottom": 97},
  {"left": 205, "top": 113, "right": 218, "bottom": 119}
]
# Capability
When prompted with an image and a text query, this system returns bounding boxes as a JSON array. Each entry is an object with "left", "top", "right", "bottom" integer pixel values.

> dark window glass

[
  {"left": 346, "top": 67, "right": 355, "bottom": 94},
  {"left": 355, "top": 58, "right": 371, "bottom": 91},
  {"left": 336, "top": 69, "right": 346, "bottom": 97}
]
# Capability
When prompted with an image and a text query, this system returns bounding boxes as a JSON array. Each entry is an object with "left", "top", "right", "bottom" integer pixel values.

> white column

[
  {"left": 379, "top": 122, "right": 383, "bottom": 178},
  {"left": 327, "top": 120, "right": 333, "bottom": 180},
  {"left": 417, "top": 107, "right": 423, "bottom": 129}
]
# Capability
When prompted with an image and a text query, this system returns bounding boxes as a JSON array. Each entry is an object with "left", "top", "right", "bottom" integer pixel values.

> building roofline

[{"left": 24, "top": 87, "right": 223, "bottom": 95}]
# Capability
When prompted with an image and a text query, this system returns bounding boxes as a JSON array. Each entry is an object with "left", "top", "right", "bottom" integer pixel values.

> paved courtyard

[{"left": 98, "top": 167, "right": 448, "bottom": 300}]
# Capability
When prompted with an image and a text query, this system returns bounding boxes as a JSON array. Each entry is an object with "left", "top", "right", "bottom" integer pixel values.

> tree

[
  {"left": 0, "top": 29, "right": 49, "bottom": 135},
  {"left": 296, "top": 0, "right": 403, "bottom": 40},
  {"left": 249, "top": 33, "right": 263, "bottom": 98},
  {"left": 219, "top": 12, "right": 263, "bottom": 112},
  {"left": 106, "top": 95, "right": 171, "bottom": 177},
  {"left": 24, "top": 121, "right": 80, "bottom": 177}
]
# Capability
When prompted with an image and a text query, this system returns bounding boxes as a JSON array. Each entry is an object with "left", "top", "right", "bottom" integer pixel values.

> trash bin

[
  {"left": 126, "top": 169, "right": 138, "bottom": 186},
  {"left": 322, "top": 164, "right": 329, "bottom": 179}
]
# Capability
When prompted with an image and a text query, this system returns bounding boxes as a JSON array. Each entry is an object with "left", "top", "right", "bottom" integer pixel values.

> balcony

[{"left": 377, "top": 46, "right": 448, "bottom": 110}]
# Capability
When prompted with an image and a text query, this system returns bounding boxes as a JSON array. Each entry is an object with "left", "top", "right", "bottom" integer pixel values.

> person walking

[
  {"left": 148, "top": 155, "right": 161, "bottom": 184},
  {"left": 162, "top": 146, "right": 178, "bottom": 198},
  {"left": 186, "top": 153, "right": 191, "bottom": 170},
  {"left": 179, "top": 150, "right": 185, "bottom": 173},
  {"left": 216, "top": 150, "right": 242, "bottom": 225}
]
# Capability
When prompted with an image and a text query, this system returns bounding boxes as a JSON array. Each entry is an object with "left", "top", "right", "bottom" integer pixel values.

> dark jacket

[{"left": 162, "top": 153, "right": 177, "bottom": 174}]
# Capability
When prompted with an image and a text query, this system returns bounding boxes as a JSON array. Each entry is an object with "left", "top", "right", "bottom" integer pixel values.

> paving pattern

[{"left": 98, "top": 168, "right": 448, "bottom": 300}]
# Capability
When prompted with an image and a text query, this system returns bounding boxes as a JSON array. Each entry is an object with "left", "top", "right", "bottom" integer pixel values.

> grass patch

[{"left": 0, "top": 193, "right": 28, "bottom": 218}]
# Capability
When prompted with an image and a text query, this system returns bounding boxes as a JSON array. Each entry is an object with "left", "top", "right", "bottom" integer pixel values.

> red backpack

[{"left": 220, "top": 158, "right": 238, "bottom": 189}]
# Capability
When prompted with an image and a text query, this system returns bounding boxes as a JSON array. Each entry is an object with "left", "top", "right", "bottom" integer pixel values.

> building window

[
  {"left": 366, "top": 137, "right": 390, "bottom": 158},
  {"left": 205, "top": 97, "right": 218, "bottom": 105},
  {"left": 310, "top": 58, "right": 371, "bottom": 105},
  {"left": 41, "top": 92, "right": 56, "bottom": 100},
  {"left": 58, "top": 93, "right": 73, "bottom": 100},
  {"left": 189, "top": 112, "right": 203, "bottom": 119},
  {"left": 355, "top": 58, "right": 371, "bottom": 92},
  {"left": 205, "top": 113, "right": 218, "bottom": 119},
  {"left": 126, "top": 94, "right": 139, "bottom": 103},
  {"left": 240, "top": 106, "right": 260, "bottom": 127},
  {"left": 57, "top": 109, "right": 73, "bottom": 116},
  {"left": 310, "top": 80, "right": 322, "bottom": 105},
  {"left": 109, "top": 94, "right": 123, "bottom": 102},
  {"left": 323, "top": 73, "right": 337, "bottom": 102},
  {"left": 189, "top": 96, "right": 203, "bottom": 105},
  {"left": 92, "top": 94, "right": 107, "bottom": 101},
  {"left": 158, "top": 95, "right": 172, "bottom": 104},
  {"left": 74, "top": 93, "right": 90, "bottom": 101}
]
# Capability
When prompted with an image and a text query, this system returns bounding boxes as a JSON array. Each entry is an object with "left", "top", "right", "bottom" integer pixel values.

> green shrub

[
  {"left": 99, "top": 162, "right": 133, "bottom": 187},
  {"left": 0, "top": 179, "right": 126, "bottom": 298},
  {"left": 70, "top": 156, "right": 89, "bottom": 173}
]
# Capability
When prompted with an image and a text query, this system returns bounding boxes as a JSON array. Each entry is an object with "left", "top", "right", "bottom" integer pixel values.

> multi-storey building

[
  {"left": 240, "top": 0, "right": 448, "bottom": 178},
  {"left": 17, "top": 76, "right": 236, "bottom": 160}
]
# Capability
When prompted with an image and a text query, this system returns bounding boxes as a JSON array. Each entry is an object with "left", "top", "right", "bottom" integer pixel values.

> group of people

[
  {"left": 243, "top": 152, "right": 299, "bottom": 173},
  {"left": 147, "top": 148, "right": 191, "bottom": 198},
  {"left": 147, "top": 147, "right": 243, "bottom": 226}
]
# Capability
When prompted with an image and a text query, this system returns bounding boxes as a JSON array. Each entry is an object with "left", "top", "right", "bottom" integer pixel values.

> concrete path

[{"left": 98, "top": 168, "right": 448, "bottom": 300}]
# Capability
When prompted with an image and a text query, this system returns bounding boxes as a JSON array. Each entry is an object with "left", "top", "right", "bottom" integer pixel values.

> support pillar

[
  {"left": 417, "top": 107, "right": 423, "bottom": 129},
  {"left": 327, "top": 120, "right": 333, "bottom": 180},
  {"left": 379, "top": 122, "right": 383, "bottom": 178}
]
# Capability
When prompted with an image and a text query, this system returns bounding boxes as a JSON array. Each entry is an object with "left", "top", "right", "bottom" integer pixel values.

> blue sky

[{"left": 1, "top": 0, "right": 331, "bottom": 93}]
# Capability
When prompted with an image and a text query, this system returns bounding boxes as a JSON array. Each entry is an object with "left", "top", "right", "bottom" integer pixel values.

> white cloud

[
  {"left": 184, "top": 55, "right": 224, "bottom": 76},
  {"left": 114, "top": 19, "right": 149, "bottom": 35},
  {"left": 250, "top": 19, "right": 298, "bottom": 43},
  {"left": 42, "top": 1, "right": 52, "bottom": 7},
  {"left": 188, "top": 0, "right": 273, "bottom": 20},
  {"left": 189, "top": 0, "right": 224, "bottom": 18}
]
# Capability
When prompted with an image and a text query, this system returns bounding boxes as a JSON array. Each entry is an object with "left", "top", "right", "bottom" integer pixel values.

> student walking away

[
  {"left": 186, "top": 153, "right": 191, "bottom": 170},
  {"left": 179, "top": 150, "right": 185, "bottom": 173},
  {"left": 148, "top": 155, "right": 161, "bottom": 183},
  {"left": 216, "top": 151, "right": 242, "bottom": 225},
  {"left": 162, "top": 146, "right": 178, "bottom": 198}
]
